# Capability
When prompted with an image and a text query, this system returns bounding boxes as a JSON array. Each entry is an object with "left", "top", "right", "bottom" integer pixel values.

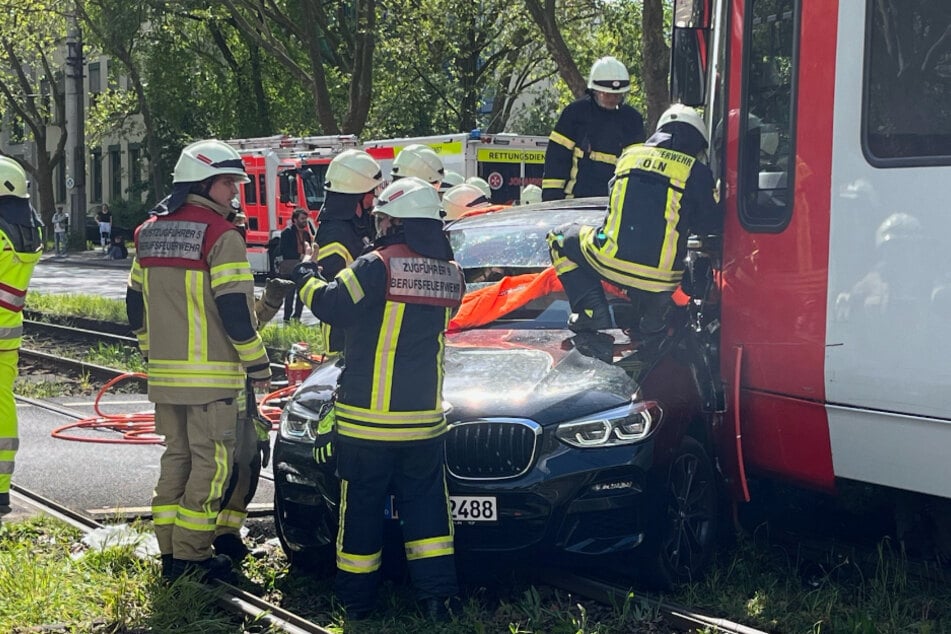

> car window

[{"left": 447, "top": 206, "right": 608, "bottom": 329}]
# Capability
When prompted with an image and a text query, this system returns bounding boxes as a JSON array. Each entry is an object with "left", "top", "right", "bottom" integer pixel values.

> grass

[
  {"left": 0, "top": 516, "right": 241, "bottom": 633},
  {"left": 26, "top": 292, "right": 128, "bottom": 323},
  {"left": 673, "top": 530, "right": 951, "bottom": 633}
]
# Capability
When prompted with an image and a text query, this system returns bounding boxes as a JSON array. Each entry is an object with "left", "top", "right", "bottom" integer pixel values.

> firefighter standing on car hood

[
  {"left": 126, "top": 139, "right": 271, "bottom": 582},
  {"left": 0, "top": 157, "right": 42, "bottom": 524},
  {"left": 293, "top": 176, "right": 464, "bottom": 620},
  {"left": 542, "top": 56, "right": 646, "bottom": 201},
  {"left": 314, "top": 149, "right": 384, "bottom": 353},
  {"left": 548, "top": 104, "right": 721, "bottom": 337}
]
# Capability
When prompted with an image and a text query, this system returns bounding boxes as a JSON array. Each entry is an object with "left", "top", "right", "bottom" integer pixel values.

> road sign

[{"left": 65, "top": 176, "right": 75, "bottom": 190}]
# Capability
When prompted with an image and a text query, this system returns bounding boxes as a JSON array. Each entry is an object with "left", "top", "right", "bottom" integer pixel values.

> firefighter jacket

[
  {"left": 0, "top": 214, "right": 42, "bottom": 352},
  {"left": 316, "top": 213, "right": 368, "bottom": 353},
  {"left": 542, "top": 94, "right": 645, "bottom": 201},
  {"left": 126, "top": 195, "right": 270, "bottom": 405},
  {"left": 577, "top": 141, "right": 720, "bottom": 294},
  {"left": 298, "top": 239, "right": 465, "bottom": 444}
]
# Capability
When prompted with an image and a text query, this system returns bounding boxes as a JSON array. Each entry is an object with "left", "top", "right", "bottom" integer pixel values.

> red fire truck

[
  {"left": 671, "top": 0, "right": 951, "bottom": 506},
  {"left": 227, "top": 135, "right": 361, "bottom": 274}
]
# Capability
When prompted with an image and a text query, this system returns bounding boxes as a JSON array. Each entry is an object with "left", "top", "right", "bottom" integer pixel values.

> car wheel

[
  {"left": 273, "top": 485, "right": 336, "bottom": 575},
  {"left": 638, "top": 436, "right": 719, "bottom": 589}
]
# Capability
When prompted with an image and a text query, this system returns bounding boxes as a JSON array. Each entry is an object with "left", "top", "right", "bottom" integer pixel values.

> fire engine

[
  {"left": 671, "top": 0, "right": 951, "bottom": 506},
  {"left": 226, "top": 135, "right": 361, "bottom": 274},
  {"left": 362, "top": 131, "right": 549, "bottom": 204}
]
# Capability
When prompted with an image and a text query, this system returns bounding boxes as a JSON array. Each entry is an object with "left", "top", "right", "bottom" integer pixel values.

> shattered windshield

[{"left": 447, "top": 204, "right": 606, "bottom": 328}]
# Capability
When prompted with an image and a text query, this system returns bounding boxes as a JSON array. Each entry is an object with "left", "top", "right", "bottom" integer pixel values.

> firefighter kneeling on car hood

[
  {"left": 292, "top": 176, "right": 465, "bottom": 621},
  {"left": 547, "top": 104, "right": 721, "bottom": 340},
  {"left": 126, "top": 139, "right": 271, "bottom": 583}
]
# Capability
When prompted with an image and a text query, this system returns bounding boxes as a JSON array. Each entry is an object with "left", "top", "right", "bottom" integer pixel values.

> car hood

[{"left": 295, "top": 328, "right": 637, "bottom": 427}]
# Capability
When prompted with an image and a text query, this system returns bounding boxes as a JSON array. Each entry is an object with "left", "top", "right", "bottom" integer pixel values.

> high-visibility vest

[{"left": 0, "top": 225, "right": 41, "bottom": 351}]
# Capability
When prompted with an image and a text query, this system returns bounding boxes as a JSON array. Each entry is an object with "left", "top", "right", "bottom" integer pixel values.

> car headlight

[
  {"left": 555, "top": 400, "right": 661, "bottom": 448},
  {"left": 279, "top": 400, "right": 323, "bottom": 442}
]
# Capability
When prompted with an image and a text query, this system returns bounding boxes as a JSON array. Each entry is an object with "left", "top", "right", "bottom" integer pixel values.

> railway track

[{"left": 9, "top": 484, "right": 332, "bottom": 634}]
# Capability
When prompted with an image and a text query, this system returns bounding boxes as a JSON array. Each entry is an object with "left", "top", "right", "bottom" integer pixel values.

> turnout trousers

[
  {"left": 0, "top": 349, "right": 18, "bottom": 512},
  {"left": 549, "top": 223, "right": 672, "bottom": 335},
  {"left": 152, "top": 399, "right": 237, "bottom": 561},
  {"left": 335, "top": 436, "right": 458, "bottom": 613}
]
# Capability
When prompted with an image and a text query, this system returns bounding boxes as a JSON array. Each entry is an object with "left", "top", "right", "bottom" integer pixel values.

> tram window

[
  {"left": 864, "top": 2, "right": 951, "bottom": 165},
  {"left": 739, "top": 0, "right": 798, "bottom": 232}
]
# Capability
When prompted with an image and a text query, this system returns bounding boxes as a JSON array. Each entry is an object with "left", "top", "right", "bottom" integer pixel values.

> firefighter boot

[
  {"left": 559, "top": 268, "right": 612, "bottom": 332},
  {"left": 169, "top": 555, "right": 234, "bottom": 583},
  {"left": 214, "top": 533, "right": 251, "bottom": 563},
  {"left": 160, "top": 554, "right": 175, "bottom": 582}
]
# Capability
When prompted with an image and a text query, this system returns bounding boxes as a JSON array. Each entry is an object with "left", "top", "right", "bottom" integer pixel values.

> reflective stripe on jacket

[
  {"left": 580, "top": 143, "right": 718, "bottom": 293},
  {"left": 0, "top": 226, "right": 41, "bottom": 351}
]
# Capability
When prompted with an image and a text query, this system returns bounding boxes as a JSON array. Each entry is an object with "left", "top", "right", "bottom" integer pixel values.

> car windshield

[{"left": 447, "top": 203, "right": 607, "bottom": 329}]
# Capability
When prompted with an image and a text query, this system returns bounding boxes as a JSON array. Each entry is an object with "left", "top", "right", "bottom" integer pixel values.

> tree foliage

[{"left": 0, "top": 0, "right": 68, "bottom": 222}]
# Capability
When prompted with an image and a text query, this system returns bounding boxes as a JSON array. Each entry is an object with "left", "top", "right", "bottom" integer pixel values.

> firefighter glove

[
  {"left": 312, "top": 405, "right": 336, "bottom": 465},
  {"left": 252, "top": 415, "right": 272, "bottom": 468},
  {"left": 292, "top": 261, "right": 322, "bottom": 288},
  {"left": 263, "top": 277, "right": 297, "bottom": 308}
]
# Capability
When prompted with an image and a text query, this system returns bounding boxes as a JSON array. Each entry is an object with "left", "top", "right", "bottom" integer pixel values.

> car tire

[
  {"left": 273, "top": 486, "right": 336, "bottom": 576},
  {"left": 637, "top": 436, "right": 719, "bottom": 590}
]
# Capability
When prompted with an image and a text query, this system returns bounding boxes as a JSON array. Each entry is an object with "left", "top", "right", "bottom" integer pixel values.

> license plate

[{"left": 385, "top": 495, "right": 498, "bottom": 523}]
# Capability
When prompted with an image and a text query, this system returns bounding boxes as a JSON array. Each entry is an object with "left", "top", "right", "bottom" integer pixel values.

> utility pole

[{"left": 64, "top": 13, "right": 86, "bottom": 240}]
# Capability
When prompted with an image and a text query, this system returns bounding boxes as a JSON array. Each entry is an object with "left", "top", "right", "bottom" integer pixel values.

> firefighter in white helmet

[
  {"left": 0, "top": 157, "right": 42, "bottom": 524},
  {"left": 292, "top": 176, "right": 464, "bottom": 620},
  {"left": 548, "top": 104, "right": 720, "bottom": 341},
  {"left": 438, "top": 170, "right": 465, "bottom": 198},
  {"left": 391, "top": 144, "right": 444, "bottom": 189},
  {"left": 443, "top": 183, "right": 493, "bottom": 220},
  {"left": 314, "top": 148, "right": 384, "bottom": 352},
  {"left": 542, "top": 56, "right": 645, "bottom": 201},
  {"left": 126, "top": 139, "right": 270, "bottom": 582},
  {"left": 520, "top": 184, "right": 542, "bottom": 205},
  {"left": 465, "top": 176, "right": 491, "bottom": 199}
]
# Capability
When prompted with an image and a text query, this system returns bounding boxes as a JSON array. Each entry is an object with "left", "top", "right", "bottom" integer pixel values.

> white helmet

[
  {"left": 520, "top": 184, "right": 542, "bottom": 205},
  {"left": 438, "top": 170, "right": 465, "bottom": 192},
  {"left": 0, "top": 157, "right": 29, "bottom": 198},
  {"left": 657, "top": 103, "right": 709, "bottom": 146},
  {"left": 588, "top": 56, "right": 631, "bottom": 94},
  {"left": 373, "top": 176, "right": 444, "bottom": 221},
  {"left": 465, "top": 176, "right": 491, "bottom": 198},
  {"left": 325, "top": 149, "right": 383, "bottom": 194},
  {"left": 443, "top": 184, "right": 491, "bottom": 220},
  {"left": 391, "top": 144, "right": 444, "bottom": 186},
  {"left": 173, "top": 139, "right": 249, "bottom": 184}
]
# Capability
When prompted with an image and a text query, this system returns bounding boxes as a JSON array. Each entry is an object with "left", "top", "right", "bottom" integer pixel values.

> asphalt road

[
  {"left": 12, "top": 394, "right": 275, "bottom": 521},
  {"left": 30, "top": 250, "right": 317, "bottom": 325}
]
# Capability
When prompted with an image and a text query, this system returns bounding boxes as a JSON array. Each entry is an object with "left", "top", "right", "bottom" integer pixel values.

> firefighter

[
  {"left": 314, "top": 149, "right": 384, "bottom": 353},
  {"left": 542, "top": 56, "right": 645, "bottom": 201},
  {"left": 293, "top": 176, "right": 465, "bottom": 621},
  {"left": 438, "top": 170, "right": 465, "bottom": 198},
  {"left": 520, "top": 184, "right": 542, "bottom": 205},
  {"left": 126, "top": 139, "right": 271, "bottom": 582},
  {"left": 465, "top": 176, "right": 491, "bottom": 199},
  {"left": 390, "top": 144, "right": 444, "bottom": 189},
  {"left": 214, "top": 211, "right": 296, "bottom": 563},
  {"left": 547, "top": 104, "right": 720, "bottom": 338},
  {"left": 443, "top": 183, "right": 491, "bottom": 220},
  {"left": 0, "top": 157, "right": 42, "bottom": 524}
]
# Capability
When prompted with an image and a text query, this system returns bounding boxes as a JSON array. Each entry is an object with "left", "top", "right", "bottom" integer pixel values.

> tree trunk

[
  {"left": 641, "top": 0, "right": 670, "bottom": 130},
  {"left": 341, "top": 0, "right": 375, "bottom": 134},
  {"left": 524, "top": 0, "right": 586, "bottom": 98}
]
